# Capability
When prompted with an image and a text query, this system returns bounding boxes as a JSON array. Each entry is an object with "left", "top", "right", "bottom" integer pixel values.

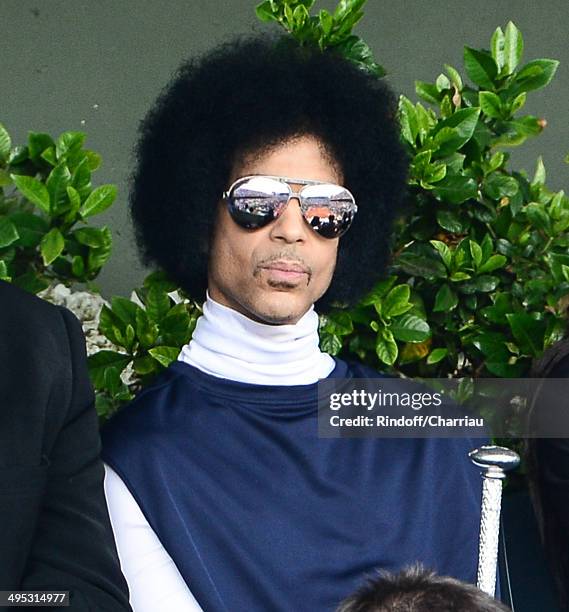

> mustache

[{"left": 256, "top": 253, "right": 313, "bottom": 275}]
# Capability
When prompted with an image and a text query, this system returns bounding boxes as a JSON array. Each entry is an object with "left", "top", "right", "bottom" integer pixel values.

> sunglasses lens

[
  {"left": 301, "top": 184, "right": 357, "bottom": 238},
  {"left": 227, "top": 177, "right": 289, "bottom": 229}
]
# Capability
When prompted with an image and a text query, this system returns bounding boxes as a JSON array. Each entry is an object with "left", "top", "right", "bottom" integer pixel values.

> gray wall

[{"left": 3, "top": 0, "right": 569, "bottom": 299}]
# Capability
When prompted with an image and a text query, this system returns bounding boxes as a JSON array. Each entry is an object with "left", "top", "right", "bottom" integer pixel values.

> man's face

[{"left": 208, "top": 135, "right": 341, "bottom": 325}]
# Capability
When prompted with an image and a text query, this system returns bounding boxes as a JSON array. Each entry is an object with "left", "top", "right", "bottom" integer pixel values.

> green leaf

[
  {"left": 360, "top": 276, "right": 398, "bottom": 306},
  {"left": 46, "top": 163, "right": 72, "bottom": 214},
  {"left": 469, "top": 240, "right": 483, "bottom": 269},
  {"left": 432, "top": 174, "right": 478, "bottom": 204},
  {"left": 74, "top": 227, "right": 109, "bottom": 248},
  {"left": 464, "top": 47, "right": 498, "bottom": 89},
  {"left": 86, "top": 227, "right": 112, "bottom": 272},
  {"left": 382, "top": 284, "right": 412, "bottom": 318},
  {"left": 143, "top": 270, "right": 178, "bottom": 293},
  {"left": 72, "top": 157, "right": 91, "bottom": 197},
  {"left": 80, "top": 184, "right": 117, "bottom": 218},
  {"left": 160, "top": 303, "right": 191, "bottom": 342},
  {"left": 549, "top": 190, "right": 567, "bottom": 220},
  {"left": 124, "top": 324, "right": 136, "bottom": 351},
  {"left": 503, "top": 21, "right": 523, "bottom": 74},
  {"left": 0, "top": 123, "right": 11, "bottom": 161},
  {"left": 11, "top": 175, "right": 51, "bottom": 213},
  {"left": 436, "top": 209, "right": 465, "bottom": 233},
  {"left": 444, "top": 64, "right": 463, "bottom": 90},
  {"left": 0, "top": 260, "right": 11, "bottom": 281},
  {"left": 110, "top": 296, "right": 140, "bottom": 328},
  {"left": 436, "top": 73, "right": 451, "bottom": 92},
  {"left": 396, "top": 250, "right": 447, "bottom": 279},
  {"left": 506, "top": 312, "right": 546, "bottom": 355},
  {"left": 145, "top": 285, "right": 172, "bottom": 322},
  {"left": 375, "top": 328, "right": 398, "bottom": 365},
  {"left": 532, "top": 156, "right": 546, "bottom": 185},
  {"left": 136, "top": 308, "right": 159, "bottom": 350},
  {"left": 473, "top": 332, "right": 509, "bottom": 359},
  {"left": 479, "top": 91, "right": 503, "bottom": 119},
  {"left": 55, "top": 131, "right": 85, "bottom": 160},
  {"left": 525, "top": 202, "right": 551, "bottom": 233},
  {"left": 71, "top": 255, "right": 85, "bottom": 277},
  {"left": 510, "top": 116, "right": 543, "bottom": 137},
  {"left": 423, "top": 162, "right": 446, "bottom": 185},
  {"left": 320, "top": 333, "right": 343, "bottom": 355},
  {"left": 88, "top": 350, "right": 132, "bottom": 389},
  {"left": 9, "top": 146, "right": 29, "bottom": 165},
  {"left": 510, "top": 92, "right": 526, "bottom": 114},
  {"left": 433, "top": 284, "right": 458, "bottom": 312},
  {"left": 486, "top": 151, "right": 505, "bottom": 174},
  {"left": 84, "top": 150, "right": 102, "bottom": 171},
  {"left": 491, "top": 26, "right": 505, "bottom": 72},
  {"left": 478, "top": 254, "right": 507, "bottom": 274},
  {"left": 148, "top": 346, "right": 180, "bottom": 368},
  {"left": 10, "top": 212, "right": 48, "bottom": 247},
  {"left": 390, "top": 314, "right": 430, "bottom": 343},
  {"left": 440, "top": 95, "right": 453, "bottom": 118},
  {"left": 430, "top": 240, "right": 452, "bottom": 269},
  {"left": 460, "top": 275, "right": 500, "bottom": 293},
  {"left": 427, "top": 348, "right": 448, "bottom": 365},
  {"left": 66, "top": 186, "right": 81, "bottom": 213},
  {"left": 318, "top": 9, "right": 333, "bottom": 35},
  {"left": 432, "top": 107, "right": 481, "bottom": 156},
  {"left": 28, "top": 132, "right": 54, "bottom": 161},
  {"left": 12, "top": 270, "right": 49, "bottom": 294},
  {"left": 255, "top": 0, "right": 276, "bottom": 22},
  {"left": 133, "top": 355, "right": 159, "bottom": 376},
  {"left": 483, "top": 173, "right": 519, "bottom": 200},
  {"left": 99, "top": 305, "right": 125, "bottom": 345},
  {"left": 415, "top": 81, "right": 441, "bottom": 105},
  {"left": 398, "top": 96, "right": 419, "bottom": 145},
  {"left": 514, "top": 59, "right": 559, "bottom": 93},
  {"left": 40, "top": 228, "right": 65, "bottom": 265},
  {"left": 0, "top": 217, "right": 19, "bottom": 248},
  {"left": 327, "top": 311, "right": 354, "bottom": 336},
  {"left": 292, "top": 4, "right": 309, "bottom": 27}
]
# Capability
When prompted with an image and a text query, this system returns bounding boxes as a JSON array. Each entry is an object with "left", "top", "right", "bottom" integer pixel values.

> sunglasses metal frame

[{"left": 222, "top": 175, "right": 358, "bottom": 238}]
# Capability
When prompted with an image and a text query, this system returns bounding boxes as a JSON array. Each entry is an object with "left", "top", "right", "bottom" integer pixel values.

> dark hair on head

[
  {"left": 336, "top": 565, "right": 510, "bottom": 612},
  {"left": 130, "top": 33, "right": 408, "bottom": 310}
]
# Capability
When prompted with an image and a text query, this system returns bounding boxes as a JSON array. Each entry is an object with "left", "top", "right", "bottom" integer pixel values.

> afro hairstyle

[{"left": 129, "top": 33, "right": 409, "bottom": 311}]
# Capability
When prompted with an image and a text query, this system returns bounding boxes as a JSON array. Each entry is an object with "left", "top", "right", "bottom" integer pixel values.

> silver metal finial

[{"left": 469, "top": 445, "right": 520, "bottom": 596}]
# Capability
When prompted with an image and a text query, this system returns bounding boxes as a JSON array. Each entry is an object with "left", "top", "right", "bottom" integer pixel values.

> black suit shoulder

[{"left": 0, "top": 280, "right": 131, "bottom": 610}]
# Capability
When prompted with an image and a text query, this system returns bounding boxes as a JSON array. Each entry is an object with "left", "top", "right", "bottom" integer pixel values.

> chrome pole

[{"left": 468, "top": 445, "right": 520, "bottom": 596}]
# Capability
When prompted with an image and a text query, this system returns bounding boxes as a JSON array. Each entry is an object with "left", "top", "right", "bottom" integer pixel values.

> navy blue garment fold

[{"left": 102, "top": 358, "right": 483, "bottom": 612}]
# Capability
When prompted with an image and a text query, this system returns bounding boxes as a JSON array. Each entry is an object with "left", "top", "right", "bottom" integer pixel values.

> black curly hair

[{"left": 130, "top": 33, "right": 408, "bottom": 310}]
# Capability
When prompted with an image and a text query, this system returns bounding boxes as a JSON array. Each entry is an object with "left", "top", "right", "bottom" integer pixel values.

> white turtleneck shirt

[{"left": 103, "top": 293, "right": 335, "bottom": 611}]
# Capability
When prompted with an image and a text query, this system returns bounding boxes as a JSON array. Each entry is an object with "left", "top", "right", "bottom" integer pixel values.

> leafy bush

[
  {"left": 302, "top": 13, "right": 564, "bottom": 382},
  {"left": 255, "top": 0, "right": 385, "bottom": 76},
  {"left": 88, "top": 271, "right": 202, "bottom": 417},
  {"left": 0, "top": 124, "right": 116, "bottom": 293}
]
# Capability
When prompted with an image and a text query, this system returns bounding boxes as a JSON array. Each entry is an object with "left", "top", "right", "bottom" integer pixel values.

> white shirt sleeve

[{"left": 103, "top": 464, "right": 204, "bottom": 612}]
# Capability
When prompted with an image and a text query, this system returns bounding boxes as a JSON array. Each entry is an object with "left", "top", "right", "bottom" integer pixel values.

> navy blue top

[{"left": 102, "top": 358, "right": 483, "bottom": 612}]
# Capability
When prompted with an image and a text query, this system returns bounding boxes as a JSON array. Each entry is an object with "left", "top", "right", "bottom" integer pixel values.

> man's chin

[{"left": 252, "top": 291, "right": 310, "bottom": 325}]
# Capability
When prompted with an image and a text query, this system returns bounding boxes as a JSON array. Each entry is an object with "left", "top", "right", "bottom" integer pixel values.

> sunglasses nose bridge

[{"left": 285, "top": 185, "right": 307, "bottom": 209}]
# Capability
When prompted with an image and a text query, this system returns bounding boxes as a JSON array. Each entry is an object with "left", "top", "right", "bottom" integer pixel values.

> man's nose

[{"left": 269, "top": 196, "right": 309, "bottom": 243}]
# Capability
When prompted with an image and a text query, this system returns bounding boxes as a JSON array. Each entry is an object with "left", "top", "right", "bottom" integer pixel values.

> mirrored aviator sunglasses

[{"left": 223, "top": 175, "right": 358, "bottom": 239}]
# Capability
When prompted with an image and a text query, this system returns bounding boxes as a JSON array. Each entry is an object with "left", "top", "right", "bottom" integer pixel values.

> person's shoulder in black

[
  {"left": 527, "top": 338, "right": 569, "bottom": 612},
  {"left": 0, "top": 280, "right": 131, "bottom": 611}
]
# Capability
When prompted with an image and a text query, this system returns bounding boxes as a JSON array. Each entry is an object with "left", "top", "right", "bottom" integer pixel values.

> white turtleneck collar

[{"left": 177, "top": 292, "right": 336, "bottom": 385}]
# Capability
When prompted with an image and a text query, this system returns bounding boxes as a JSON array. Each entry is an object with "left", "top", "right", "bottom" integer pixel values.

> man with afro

[{"left": 101, "top": 34, "right": 486, "bottom": 611}]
